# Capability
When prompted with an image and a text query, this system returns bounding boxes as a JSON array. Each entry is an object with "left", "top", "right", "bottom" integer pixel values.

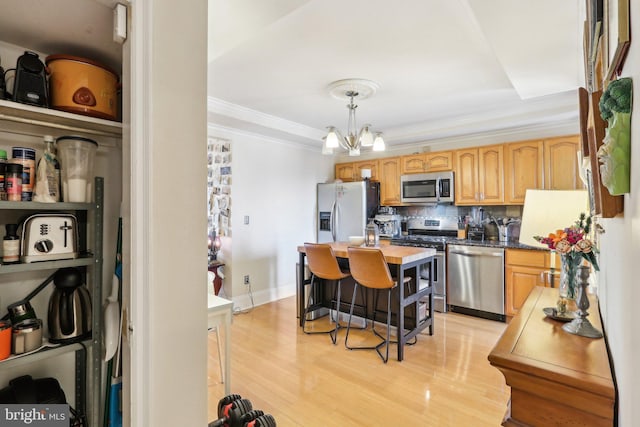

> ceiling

[{"left": 208, "top": 0, "right": 586, "bottom": 152}]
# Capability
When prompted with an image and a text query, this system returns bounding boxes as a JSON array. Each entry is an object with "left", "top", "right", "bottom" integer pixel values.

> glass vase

[{"left": 559, "top": 253, "right": 582, "bottom": 300}]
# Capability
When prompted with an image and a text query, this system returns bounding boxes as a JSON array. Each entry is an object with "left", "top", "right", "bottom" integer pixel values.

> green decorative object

[{"left": 598, "top": 77, "right": 632, "bottom": 195}]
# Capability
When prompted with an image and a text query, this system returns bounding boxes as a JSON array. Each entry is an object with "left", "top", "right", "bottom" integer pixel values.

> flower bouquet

[{"left": 534, "top": 213, "right": 599, "bottom": 300}]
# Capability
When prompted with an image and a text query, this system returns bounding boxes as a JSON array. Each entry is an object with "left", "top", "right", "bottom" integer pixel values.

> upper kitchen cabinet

[
  {"left": 379, "top": 157, "right": 402, "bottom": 206},
  {"left": 454, "top": 145, "right": 504, "bottom": 205},
  {"left": 354, "top": 159, "right": 379, "bottom": 181},
  {"left": 544, "top": 135, "right": 583, "bottom": 190},
  {"left": 335, "top": 162, "right": 356, "bottom": 181},
  {"left": 335, "top": 160, "right": 379, "bottom": 181},
  {"left": 504, "top": 140, "right": 544, "bottom": 204},
  {"left": 401, "top": 151, "right": 453, "bottom": 174}
]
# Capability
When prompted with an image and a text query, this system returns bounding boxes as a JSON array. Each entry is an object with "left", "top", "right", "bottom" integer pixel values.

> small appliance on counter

[
  {"left": 467, "top": 225, "right": 485, "bottom": 241},
  {"left": 374, "top": 213, "right": 402, "bottom": 238},
  {"left": 20, "top": 214, "right": 79, "bottom": 263}
]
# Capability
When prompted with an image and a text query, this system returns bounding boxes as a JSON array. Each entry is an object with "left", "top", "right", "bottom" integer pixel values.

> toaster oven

[{"left": 20, "top": 214, "right": 79, "bottom": 263}]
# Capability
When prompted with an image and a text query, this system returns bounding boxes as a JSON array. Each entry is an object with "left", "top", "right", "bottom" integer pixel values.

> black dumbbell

[
  {"left": 244, "top": 414, "right": 276, "bottom": 427},
  {"left": 209, "top": 398, "right": 253, "bottom": 427},
  {"left": 217, "top": 394, "right": 242, "bottom": 417}
]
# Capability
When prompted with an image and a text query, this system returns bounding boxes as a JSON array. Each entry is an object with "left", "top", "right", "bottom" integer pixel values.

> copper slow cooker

[{"left": 46, "top": 54, "right": 119, "bottom": 121}]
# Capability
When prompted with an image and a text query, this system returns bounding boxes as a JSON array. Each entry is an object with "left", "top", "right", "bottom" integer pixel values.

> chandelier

[{"left": 323, "top": 79, "right": 385, "bottom": 156}]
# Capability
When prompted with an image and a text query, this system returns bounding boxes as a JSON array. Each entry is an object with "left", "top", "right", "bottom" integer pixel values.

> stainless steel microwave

[{"left": 401, "top": 171, "right": 454, "bottom": 204}]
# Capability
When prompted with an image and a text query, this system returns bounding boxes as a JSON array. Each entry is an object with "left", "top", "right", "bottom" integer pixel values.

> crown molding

[
  {"left": 207, "top": 91, "right": 579, "bottom": 154},
  {"left": 207, "top": 97, "right": 324, "bottom": 143},
  {"left": 207, "top": 122, "right": 321, "bottom": 153}
]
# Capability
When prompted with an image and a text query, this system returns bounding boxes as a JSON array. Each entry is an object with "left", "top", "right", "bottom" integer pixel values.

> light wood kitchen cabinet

[
  {"left": 379, "top": 157, "right": 402, "bottom": 205},
  {"left": 544, "top": 135, "right": 584, "bottom": 190},
  {"left": 335, "top": 160, "right": 379, "bottom": 181},
  {"left": 354, "top": 159, "right": 379, "bottom": 181},
  {"left": 401, "top": 151, "right": 453, "bottom": 174},
  {"left": 335, "top": 162, "right": 356, "bottom": 181},
  {"left": 505, "top": 249, "right": 558, "bottom": 317},
  {"left": 454, "top": 145, "right": 504, "bottom": 205},
  {"left": 504, "top": 139, "right": 544, "bottom": 204}
]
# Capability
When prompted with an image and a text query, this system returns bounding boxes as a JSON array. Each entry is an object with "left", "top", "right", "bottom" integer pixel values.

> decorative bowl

[{"left": 348, "top": 236, "right": 365, "bottom": 245}]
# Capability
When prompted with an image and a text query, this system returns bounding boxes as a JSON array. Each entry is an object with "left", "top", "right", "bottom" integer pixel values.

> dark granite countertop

[{"left": 445, "top": 239, "right": 548, "bottom": 251}]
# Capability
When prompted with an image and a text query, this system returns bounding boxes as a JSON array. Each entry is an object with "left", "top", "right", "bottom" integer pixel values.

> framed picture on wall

[{"left": 605, "top": 0, "right": 631, "bottom": 81}]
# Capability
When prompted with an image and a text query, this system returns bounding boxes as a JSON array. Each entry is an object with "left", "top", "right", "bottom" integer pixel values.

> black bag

[
  {"left": 0, "top": 375, "right": 66, "bottom": 404},
  {"left": 0, "top": 375, "right": 87, "bottom": 426}
]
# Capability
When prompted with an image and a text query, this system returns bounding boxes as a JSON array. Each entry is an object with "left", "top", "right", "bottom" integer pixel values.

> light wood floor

[{"left": 208, "top": 296, "right": 510, "bottom": 426}]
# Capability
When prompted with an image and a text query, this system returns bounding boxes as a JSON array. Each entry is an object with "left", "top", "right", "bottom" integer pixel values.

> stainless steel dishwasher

[{"left": 447, "top": 244, "right": 505, "bottom": 321}]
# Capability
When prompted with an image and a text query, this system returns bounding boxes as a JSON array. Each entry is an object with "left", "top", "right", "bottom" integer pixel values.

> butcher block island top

[{"left": 488, "top": 286, "right": 615, "bottom": 426}]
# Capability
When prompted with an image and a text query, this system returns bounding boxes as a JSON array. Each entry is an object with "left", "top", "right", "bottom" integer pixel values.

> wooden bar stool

[
  {"left": 302, "top": 243, "right": 351, "bottom": 344},
  {"left": 345, "top": 246, "right": 411, "bottom": 363}
]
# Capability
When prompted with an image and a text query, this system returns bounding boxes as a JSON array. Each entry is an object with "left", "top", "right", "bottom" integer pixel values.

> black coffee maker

[
  {"left": 12, "top": 51, "right": 48, "bottom": 107},
  {"left": 48, "top": 268, "right": 92, "bottom": 343}
]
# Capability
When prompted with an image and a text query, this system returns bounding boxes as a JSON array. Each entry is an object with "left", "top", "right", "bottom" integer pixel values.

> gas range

[
  {"left": 391, "top": 234, "right": 457, "bottom": 251},
  {"left": 391, "top": 217, "right": 459, "bottom": 251}
]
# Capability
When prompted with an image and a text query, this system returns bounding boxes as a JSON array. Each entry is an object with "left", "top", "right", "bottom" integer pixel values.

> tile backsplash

[{"left": 393, "top": 204, "right": 523, "bottom": 223}]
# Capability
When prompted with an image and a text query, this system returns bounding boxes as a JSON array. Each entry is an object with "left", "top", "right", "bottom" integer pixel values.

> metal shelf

[
  {"left": 0, "top": 99, "right": 122, "bottom": 138},
  {"left": 0, "top": 200, "right": 94, "bottom": 211},
  {"left": 0, "top": 177, "right": 103, "bottom": 424},
  {"left": 0, "top": 340, "right": 89, "bottom": 369},
  {"left": 0, "top": 255, "right": 95, "bottom": 275}
]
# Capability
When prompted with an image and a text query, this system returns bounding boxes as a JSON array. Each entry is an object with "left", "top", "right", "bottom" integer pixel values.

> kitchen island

[{"left": 297, "top": 242, "right": 436, "bottom": 361}]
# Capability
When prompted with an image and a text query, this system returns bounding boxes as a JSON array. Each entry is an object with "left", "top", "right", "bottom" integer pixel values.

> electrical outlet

[
  {"left": 244, "top": 216, "right": 250, "bottom": 225},
  {"left": 243, "top": 275, "right": 250, "bottom": 285}
]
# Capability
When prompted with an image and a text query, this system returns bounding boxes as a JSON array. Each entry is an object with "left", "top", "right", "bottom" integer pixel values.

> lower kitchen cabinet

[{"left": 505, "top": 248, "right": 557, "bottom": 318}]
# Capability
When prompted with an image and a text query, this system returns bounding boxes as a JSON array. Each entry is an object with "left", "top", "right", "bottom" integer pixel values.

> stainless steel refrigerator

[{"left": 317, "top": 181, "right": 380, "bottom": 243}]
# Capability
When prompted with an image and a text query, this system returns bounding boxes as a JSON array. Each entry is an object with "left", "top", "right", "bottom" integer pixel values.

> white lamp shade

[
  {"left": 519, "top": 189, "right": 589, "bottom": 247},
  {"left": 326, "top": 128, "right": 340, "bottom": 148},
  {"left": 373, "top": 134, "right": 385, "bottom": 151},
  {"left": 359, "top": 125, "right": 374, "bottom": 147}
]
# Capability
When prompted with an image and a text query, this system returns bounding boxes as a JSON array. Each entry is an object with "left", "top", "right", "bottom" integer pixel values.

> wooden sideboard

[{"left": 488, "top": 286, "right": 615, "bottom": 426}]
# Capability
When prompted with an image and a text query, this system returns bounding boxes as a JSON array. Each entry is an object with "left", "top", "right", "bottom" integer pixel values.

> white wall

[
  {"left": 207, "top": 127, "right": 334, "bottom": 310},
  {"left": 129, "top": 1, "right": 208, "bottom": 426},
  {"left": 596, "top": 3, "right": 639, "bottom": 424}
]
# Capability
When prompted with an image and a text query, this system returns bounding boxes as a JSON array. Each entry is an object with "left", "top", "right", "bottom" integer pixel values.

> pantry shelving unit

[{"left": 0, "top": 96, "right": 112, "bottom": 426}]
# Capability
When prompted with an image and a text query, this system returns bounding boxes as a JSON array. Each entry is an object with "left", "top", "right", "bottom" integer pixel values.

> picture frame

[{"left": 604, "top": 0, "right": 631, "bottom": 81}]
